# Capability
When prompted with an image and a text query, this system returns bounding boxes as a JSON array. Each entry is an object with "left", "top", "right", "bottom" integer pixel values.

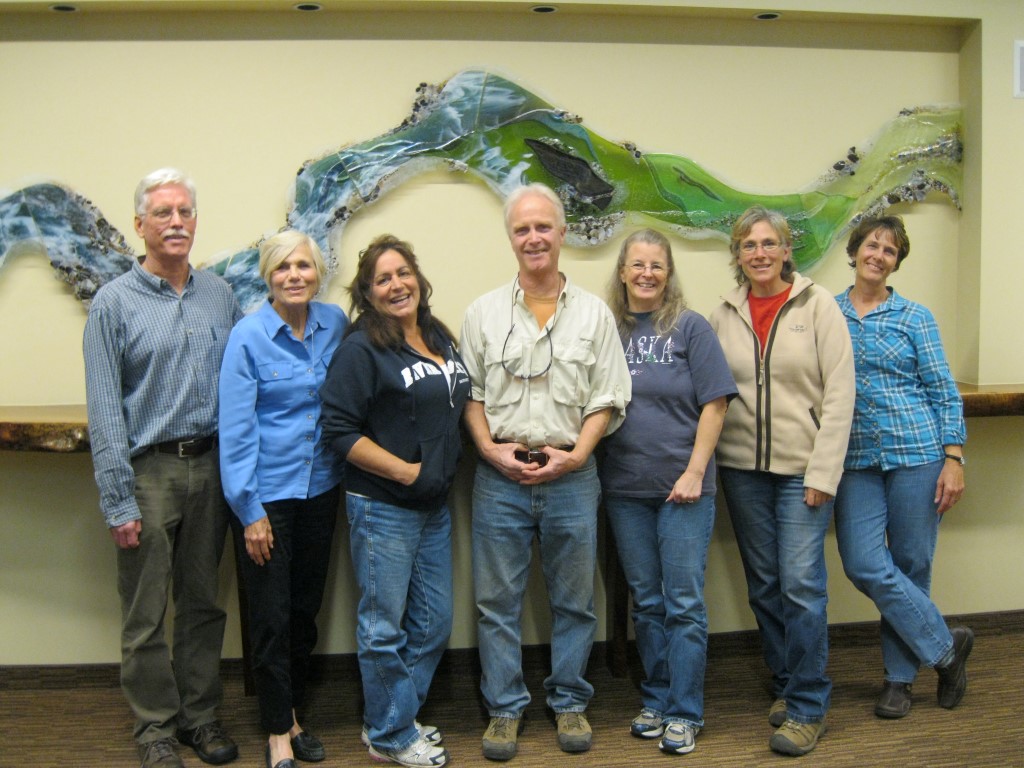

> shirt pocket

[
  {"left": 206, "top": 321, "right": 235, "bottom": 376},
  {"left": 257, "top": 360, "right": 296, "bottom": 402},
  {"left": 877, "top": 333, "right": 915, "bottom": 375},
  {"left": 551, "top": 339, "right": 595, "bottom": 407},
  {"left": 483, "top": 340, "right": 525, "bottom": 408}
]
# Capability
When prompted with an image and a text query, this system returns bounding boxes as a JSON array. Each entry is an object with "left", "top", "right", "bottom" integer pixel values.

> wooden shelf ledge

[
  {"left": 2, "top": 385, "right": 1022, "bottom": 453},
  {"left": 956, "top": 383, "right": 1024, "bottom": 419}
]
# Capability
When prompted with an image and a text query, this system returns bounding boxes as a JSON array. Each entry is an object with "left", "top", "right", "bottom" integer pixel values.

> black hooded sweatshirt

[{"left": 320, "top": 327, "right": 471, "bottom": 511}]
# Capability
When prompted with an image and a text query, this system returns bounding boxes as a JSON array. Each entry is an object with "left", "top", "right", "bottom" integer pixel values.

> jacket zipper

[{"left": 738, "top": 287, "right": 796, "bottom": 472}]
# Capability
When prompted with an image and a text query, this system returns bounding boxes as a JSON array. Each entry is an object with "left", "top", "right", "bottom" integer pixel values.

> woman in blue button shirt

[
  {"left": 834, "top": 216, "right": 970, "bottom": 722},
  {"left": 219, "top": 230, "right": 347, "bottom": 768}
]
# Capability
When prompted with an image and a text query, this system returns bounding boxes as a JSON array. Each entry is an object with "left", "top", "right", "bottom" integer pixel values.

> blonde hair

[{"left": 258, "top": 230, "right": 327, "bottom": 294}]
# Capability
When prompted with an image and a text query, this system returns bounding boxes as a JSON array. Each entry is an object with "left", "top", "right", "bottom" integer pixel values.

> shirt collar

[
  {"left": 257, "top": 298, "right": 324, "bottom": 340},
  {"left": 839, "top": 285, "right": 907, "bottom": 317},
  {"left": 131, "top": 259, "right": 194, "bottom": 294}
]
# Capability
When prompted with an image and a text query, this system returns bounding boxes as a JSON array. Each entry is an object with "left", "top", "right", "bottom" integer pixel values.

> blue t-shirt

[{"left": 601, "top": 310, "right": 737, "bottom": 498}]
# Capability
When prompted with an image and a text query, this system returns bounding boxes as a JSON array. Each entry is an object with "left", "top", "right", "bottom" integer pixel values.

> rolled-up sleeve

[
  {"left": 459, "top": 301, "right": 488, "bottom": 403},
  {"left": 582, "top": 304, "right": 631, "bottom": 434}
]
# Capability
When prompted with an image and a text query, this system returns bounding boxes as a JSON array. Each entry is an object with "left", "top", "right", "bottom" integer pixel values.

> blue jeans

[
  {"left": 835, "top": 461, "right": 954, "bottom": 683},
  {"left": 346, "top": 493, "right": 453, "bottom": 752},
  {"left": 605, "top": 494, "right": 715, "bottom": 728},
  {"left": 719, "top": 468, "right": 831, "bottom": 723},
  {"left": 472, "top": 457, "right": 600, "bottom": 717}
]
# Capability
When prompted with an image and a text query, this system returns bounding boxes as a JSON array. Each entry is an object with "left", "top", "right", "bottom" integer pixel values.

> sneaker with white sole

[
  {"left": 415, "top": 722, "right": 442, "bottom": 745},
  {"left": 362, "top": 722, "right": 442, "bottom": 748},
  {"left": 630, "top": 708, "right": 665, "bottom": 739},
  {"left": 368, "top": 734, "right": 449, "bottom": 767},
  {"left": 659, "top": 722, "right": 699, "bottom": 755}
]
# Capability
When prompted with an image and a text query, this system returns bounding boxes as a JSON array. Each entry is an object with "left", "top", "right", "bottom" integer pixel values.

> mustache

[{"left": 163, "top": 228, "right": 191, "bottom": 239}]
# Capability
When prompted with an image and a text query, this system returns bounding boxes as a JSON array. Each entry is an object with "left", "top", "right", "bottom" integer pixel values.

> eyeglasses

[
  {"left": 142, "top": 206, "right": 197, "bottom": 224},
  {"left": 501, "top": 279, "right": 557, "bottom": 381},
  {"left": 740, "top": 239, "right": 782, "bottom": 254},
  {"left": 502, "top": 324, "right": 553, "bottom": 381},
  {"left": 626, "top": 262, "right": 667, "bottom": 275}
]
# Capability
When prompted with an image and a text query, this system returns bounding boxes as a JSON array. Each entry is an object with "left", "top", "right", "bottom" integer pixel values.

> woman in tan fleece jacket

[{"left": 709, "top": 206, "right": 854, "bottom": 758}]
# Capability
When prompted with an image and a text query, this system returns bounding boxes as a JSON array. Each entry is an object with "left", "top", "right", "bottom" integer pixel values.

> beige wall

[{"left": 1, "top": 0, "right": 1021, "bottom": 664}]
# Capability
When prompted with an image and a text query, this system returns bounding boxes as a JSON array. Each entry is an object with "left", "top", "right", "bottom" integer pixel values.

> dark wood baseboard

[{"left": 3, "top": 609, "right": 1019, "bottom": 692}]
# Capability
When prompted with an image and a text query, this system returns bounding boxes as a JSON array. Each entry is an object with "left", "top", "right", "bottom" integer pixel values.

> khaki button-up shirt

[{"left": 460, "top": 275, "right": 630, "bottom": 447}]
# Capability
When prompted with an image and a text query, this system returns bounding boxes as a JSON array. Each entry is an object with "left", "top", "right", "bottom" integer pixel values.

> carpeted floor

[{"left": 2, "top": 612, "right": 1021, "bottom": 767}]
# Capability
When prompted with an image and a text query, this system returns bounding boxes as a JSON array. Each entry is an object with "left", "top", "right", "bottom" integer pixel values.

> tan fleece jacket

[{"left": 708, "top": 273, "right": 855, "bottom": 496}]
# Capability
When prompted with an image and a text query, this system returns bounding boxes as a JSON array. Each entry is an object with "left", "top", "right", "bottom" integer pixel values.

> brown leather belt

[
  {"left": 152, "top": 435, "right": 217, "bottom": 458},
  {"left": 495, "top": 439, "right": 575, "bottom": 468}
]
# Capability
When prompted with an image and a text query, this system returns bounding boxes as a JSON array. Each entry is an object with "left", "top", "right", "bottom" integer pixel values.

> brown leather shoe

[
  {"left": 138, "top": 738, "right": 184, "bottom": 768},
  {"left": 177, "top": 721, "right": 238, "bottom": 765}
]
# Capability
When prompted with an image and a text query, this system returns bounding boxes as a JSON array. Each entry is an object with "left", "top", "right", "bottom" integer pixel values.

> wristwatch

[{"left": 944, "top": 453, "right": 966, "bottom": 466}]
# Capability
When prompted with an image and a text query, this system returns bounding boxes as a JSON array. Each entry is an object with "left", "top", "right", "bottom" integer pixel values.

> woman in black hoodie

[{"left": 320, "top": 234, "right": 469, "bottom": 768}]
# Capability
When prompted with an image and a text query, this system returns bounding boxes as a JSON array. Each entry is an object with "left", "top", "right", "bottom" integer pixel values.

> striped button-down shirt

[{"left": 84, "top": 261, "right": 242, "bottom": 527}]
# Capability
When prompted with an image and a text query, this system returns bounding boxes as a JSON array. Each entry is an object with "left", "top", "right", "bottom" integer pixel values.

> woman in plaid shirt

[{"left": 834, "top": 215, "right": 971, "bottom": 721}]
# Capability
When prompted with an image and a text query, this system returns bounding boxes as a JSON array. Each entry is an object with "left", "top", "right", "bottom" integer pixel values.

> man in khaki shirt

[{"left": 460, "top": 183, "right": 630, "bottom": 762}]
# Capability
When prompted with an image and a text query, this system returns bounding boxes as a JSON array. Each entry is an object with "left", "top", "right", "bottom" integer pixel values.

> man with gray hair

[
  {"left": 85, "top": 168, "right": 241, "bottom": 768},
  {"left": 460, "top": 183, "right": 631, "bottom": 761}
]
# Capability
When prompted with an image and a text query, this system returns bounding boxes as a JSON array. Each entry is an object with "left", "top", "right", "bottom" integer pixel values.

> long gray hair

[{"left": 606, "top": 228, "right": 687, "bottom": 337}]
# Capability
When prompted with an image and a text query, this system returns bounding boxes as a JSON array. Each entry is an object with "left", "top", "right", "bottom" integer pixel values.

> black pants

[{"left": 232, "top": 485, "right": 340, "bottom": 734}]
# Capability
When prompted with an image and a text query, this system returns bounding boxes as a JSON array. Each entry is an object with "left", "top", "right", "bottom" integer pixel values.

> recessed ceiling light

[
  {"left": 294, "top": 2, "right": 322, "bottom": 10},
  {"left": 49, "top": 3, "right": 78, "bottom": 10},
  {"left": 754, "top": 11, "right": 781, "bottom": 21},
  {"left": 531, "top": 5, "right": 558, "bottom": 13}
]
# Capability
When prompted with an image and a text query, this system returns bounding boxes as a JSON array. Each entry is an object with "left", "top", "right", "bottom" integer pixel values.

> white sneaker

[
  {"left": 368, "top": 734, "right": 449, "bottom": 767},
  {"left": 659, "top": 722, "right": 698, "bottom": 755},
  {"left": 362, "top": 722, "right": 443, "bottom": 747},
  {"left": 630, "top": 708, "right": 665, "bottom": 738},
  {"left": 415, "top": 721, "right": 442, "bottom": 745}
]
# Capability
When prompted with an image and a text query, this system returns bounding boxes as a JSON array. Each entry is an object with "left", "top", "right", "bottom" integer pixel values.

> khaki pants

[{"left": 118, "top": 447, "right": 229, "bottom": 743}]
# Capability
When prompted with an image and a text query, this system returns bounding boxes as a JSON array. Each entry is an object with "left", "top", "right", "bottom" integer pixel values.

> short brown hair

[{"left": 845, "top": 215, "right": 910, "bottom": 270}]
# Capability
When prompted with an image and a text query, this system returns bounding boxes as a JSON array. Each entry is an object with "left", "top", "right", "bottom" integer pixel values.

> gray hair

[
  {"left": 134, "top": 168, "right": 196, "bottom": 216},
  {"left": 503, "top": 183, "right": 566, "bottom": 233},
  {"left": 606, "top": 228, "right": 687, "bottom": 337}
]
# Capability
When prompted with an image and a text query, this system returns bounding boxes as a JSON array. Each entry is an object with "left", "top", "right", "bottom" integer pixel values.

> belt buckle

[{"left": 177, "top": 439, "right": 196, "bottom": 458}]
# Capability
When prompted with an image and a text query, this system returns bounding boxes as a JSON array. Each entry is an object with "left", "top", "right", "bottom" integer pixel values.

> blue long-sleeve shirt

[
  {"left": 84, "top": 261, "right": 242, "bottom": 528},
  {"left": 218, "top": 300, "right": 347, "bottom": 525},
  {"left": 836, "top": 287, "right": 965, "bottom": 471}
]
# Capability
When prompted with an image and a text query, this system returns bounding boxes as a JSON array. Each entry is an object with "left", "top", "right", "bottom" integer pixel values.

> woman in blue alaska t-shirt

[{"left": 600, "top": 229, "right": 737, "bottom": 757}]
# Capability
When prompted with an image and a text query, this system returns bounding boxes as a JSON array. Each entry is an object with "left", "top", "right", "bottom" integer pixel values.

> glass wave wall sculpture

[{"left": 0, "top": 69, "right": 961, "bottom": 313}]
